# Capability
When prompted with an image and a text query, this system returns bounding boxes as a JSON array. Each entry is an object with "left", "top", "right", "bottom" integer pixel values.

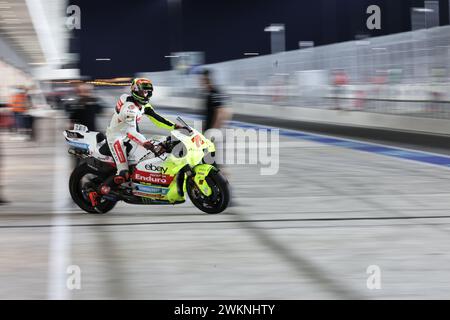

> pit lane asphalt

[{"left": 2, "top": 112, "right": 450, "bottom": 299}]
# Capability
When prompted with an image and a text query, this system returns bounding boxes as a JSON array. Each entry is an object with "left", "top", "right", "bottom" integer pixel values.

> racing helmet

[{"left": 131, "top": 78, "right": 153, "bottom": 104}]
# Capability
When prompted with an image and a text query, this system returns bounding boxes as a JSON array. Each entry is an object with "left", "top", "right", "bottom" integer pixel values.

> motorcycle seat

[
  {"left": 98, "top": 142, "right": 112, "bottom": 156},
  {"left": 96, "top": 132, "right": 106, "bottom": 143}
]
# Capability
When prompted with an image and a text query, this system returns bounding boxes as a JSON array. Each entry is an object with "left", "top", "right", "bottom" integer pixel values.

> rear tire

[
  {"left": 187, "top": 170, "right": 230, "bottom": 214},
  {"left": 69, "top": 163, "right": 117, "bottom": 214}
]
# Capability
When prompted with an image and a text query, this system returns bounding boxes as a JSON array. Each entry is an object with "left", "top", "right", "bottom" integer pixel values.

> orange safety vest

[{"left": 9, "top": 93, "right": 27, "bottom": 113}]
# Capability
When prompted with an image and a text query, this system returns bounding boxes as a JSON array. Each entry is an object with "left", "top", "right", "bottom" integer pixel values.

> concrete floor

[{"left": 1, "top": 113, "right": 450, "bottom": 299}]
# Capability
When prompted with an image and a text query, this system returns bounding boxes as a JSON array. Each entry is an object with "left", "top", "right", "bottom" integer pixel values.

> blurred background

[{"left": 3, "top": 0, "right": 450, "bottom": 299}]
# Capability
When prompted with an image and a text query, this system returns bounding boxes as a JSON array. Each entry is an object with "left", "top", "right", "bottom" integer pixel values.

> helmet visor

[
  {"left": 140, "top": 82, "right": 153, "bottom": 91},
  {"left": 132, "top": 79, "right": 153, "bottom": 102},
  {"left": 140, "top": 82, "right": 153, "bottom": 97}
]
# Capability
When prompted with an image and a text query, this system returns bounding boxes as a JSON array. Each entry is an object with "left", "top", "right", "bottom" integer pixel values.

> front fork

[
  {"left": 192, "top": 164, "right": 217, "bottom": 197},
  {"left": 172, "top": 164, "right": 216, "bottom": 201}
]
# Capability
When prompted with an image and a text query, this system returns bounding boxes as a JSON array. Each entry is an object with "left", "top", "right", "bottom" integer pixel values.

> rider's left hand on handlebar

[
  {"left": 143, "top": 140, "right": 166, "bottom": 156},
  {"left": 142, "top": 140, "right": 155, "bottom": 151}
]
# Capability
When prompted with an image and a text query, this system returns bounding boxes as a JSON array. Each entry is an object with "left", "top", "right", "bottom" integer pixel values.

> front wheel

[{"left": 186, "top": 170, "right": 230, "bottom": 214}]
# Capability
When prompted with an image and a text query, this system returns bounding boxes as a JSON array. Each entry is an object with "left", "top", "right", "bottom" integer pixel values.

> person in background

[
  {"left": 23, "top": 85, "right": 38, "bottom": 142},
  {"left": 201, "top": 69, "right": 231, "bottom": 132},
  {"left": 200, "top": 69, "right": 234, "bottom": 205},
  {"left": 0, "top": 101, "right": 13, "bottom": 131},
  {"left": 8, "top": 86, "right": 28, "bottom": 137},
  {"left": 0, "top": 142, "right": 6, "bottom": 204},
  {"left": 0, "top": 106, "right": 7, "bottom": 204},
  {"left": 0, "top": 92, "right": 8, "bottom": 204},
  {"left": 64, "top": 82, "right": 103, "bottom": 132},
  {"left": 64, "top": 82, "right": 104, "bottom": 169}
]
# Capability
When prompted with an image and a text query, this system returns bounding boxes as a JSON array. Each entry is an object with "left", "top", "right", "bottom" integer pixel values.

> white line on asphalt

[{"left": 47, "top": 116, "right": 72, "bottom": 299}]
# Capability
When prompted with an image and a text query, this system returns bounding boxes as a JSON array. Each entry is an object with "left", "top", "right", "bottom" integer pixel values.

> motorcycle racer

[
  {"left": 89, "top": 78, "right": 184, "bottom": 206},
  {"left": 64, "top": 115, "right": 230, "bottom": 214}
]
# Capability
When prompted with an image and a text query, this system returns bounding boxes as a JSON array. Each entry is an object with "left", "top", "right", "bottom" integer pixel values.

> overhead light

[
  {"left": 95, "top": 58, "right": 111, "bottom": 61},
  {"left": 413, "top": 8, "right": 434, "bottom": 13},
  {"left": 244, "top": 52, "right": 259, "bottom": 56},
  {"left": 164, "top": 55, "right": 180, "bottom": 58},
  {"left": 264, "top": 24, "right": 284, "bottom": 32},
  {"left": 299, "top": 41, "right": 314, "bottom": 48}
]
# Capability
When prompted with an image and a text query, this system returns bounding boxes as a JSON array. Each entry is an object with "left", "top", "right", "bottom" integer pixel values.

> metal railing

[{"left": 140, "top": 26, "right": 450, "bottom": 119}]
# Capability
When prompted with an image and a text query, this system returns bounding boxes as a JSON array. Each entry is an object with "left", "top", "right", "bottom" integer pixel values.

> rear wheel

[
  {"left": 69, "top": 163, "right": 117, "bottom": 214},
  {"left": 187, "top": 170, "right": 230, "bottom": 214}
]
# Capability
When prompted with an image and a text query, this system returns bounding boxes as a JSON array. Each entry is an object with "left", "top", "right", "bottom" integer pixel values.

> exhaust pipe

[{"left": 68, "top": 148, "right": 88, "bottom": 158}]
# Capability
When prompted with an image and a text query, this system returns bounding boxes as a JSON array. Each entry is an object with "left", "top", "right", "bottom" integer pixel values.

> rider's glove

[
  {"left": 142, "top": 140, "right": 155, "bottom": 151},
  {"left": 143, "top": 140, "right": 166, "bottom": 156}
]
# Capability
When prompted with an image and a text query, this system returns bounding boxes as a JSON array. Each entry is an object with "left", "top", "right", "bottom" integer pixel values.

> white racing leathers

[{"left": 106, "top": 94, "right": 175, "bottom": 174}]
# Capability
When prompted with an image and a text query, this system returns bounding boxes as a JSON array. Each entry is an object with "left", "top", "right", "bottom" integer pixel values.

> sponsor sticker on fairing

[
  {"left": 135, "top": 184, "right": 169, "bottom": 195},
  {"left": 68, "top": 141, "right": 89, "bottom": 150},
  {"left": 132, "top": 170, "right": 174, "bottom": 186},
  {"left": 144, "top": 163, "right": 168, "bottom": 173}
]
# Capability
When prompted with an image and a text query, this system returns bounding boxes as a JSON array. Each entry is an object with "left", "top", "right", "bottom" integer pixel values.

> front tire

[
  {"left": 187, "top": 170, "right": 230, "bottom": 214},
  {"left": 69, "top": 163, "right": 117, "bottom": 214}
]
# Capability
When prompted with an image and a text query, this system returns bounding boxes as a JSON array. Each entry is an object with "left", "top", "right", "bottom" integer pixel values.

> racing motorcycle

[{"left": 63, "top": 117, "right": 230, "bottom": 214}]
